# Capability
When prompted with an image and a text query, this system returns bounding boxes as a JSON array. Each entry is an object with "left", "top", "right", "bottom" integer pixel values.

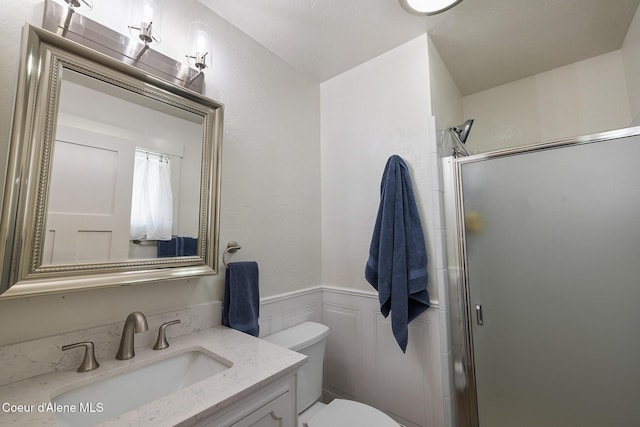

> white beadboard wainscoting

[
  {"left": 260, "top": 286, "right": 445, "bottom": 427},
  {"left": 259, "top": 287, "right": 325, "bottom": 336}
]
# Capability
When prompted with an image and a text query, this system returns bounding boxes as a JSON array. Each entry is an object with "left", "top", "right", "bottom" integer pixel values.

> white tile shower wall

[
  {"left": 0, "top": 302, "right": 222, "bottom": 386},
  {"left": 427, "top": 34, "right": 466, "bottom": 427},
  {"left": 429, "top": 117, "right": 455, "bottom": 427}
]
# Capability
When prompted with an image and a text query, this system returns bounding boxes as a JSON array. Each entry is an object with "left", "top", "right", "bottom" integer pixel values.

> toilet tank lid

[{"left": 264, "top": 322, "right": 329, "bottom": 352}]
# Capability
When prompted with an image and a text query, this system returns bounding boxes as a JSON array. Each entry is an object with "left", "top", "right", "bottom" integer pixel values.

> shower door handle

[{"left": 475, "top": 304, "right": 484, "bottom": 326}]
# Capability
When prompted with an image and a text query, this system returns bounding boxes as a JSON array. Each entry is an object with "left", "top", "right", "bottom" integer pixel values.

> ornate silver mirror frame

[{"left": 0, "top": 24, "right": 223, "bottom": 299}]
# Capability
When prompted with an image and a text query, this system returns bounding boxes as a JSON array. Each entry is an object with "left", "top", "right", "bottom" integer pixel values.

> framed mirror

[{"left": 0, "top": 24, "right": 223, "bottom": 298}]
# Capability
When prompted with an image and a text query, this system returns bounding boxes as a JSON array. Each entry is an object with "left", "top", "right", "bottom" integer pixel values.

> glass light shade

[
  {"left": 129, "top": 0, "right": 163, "bottom": 42},
  {"left": 399, "top": 0, "right": 462, "bottom": 15},
  {"left": 187, "top": 22, "right": 213, "bottom": 70}
]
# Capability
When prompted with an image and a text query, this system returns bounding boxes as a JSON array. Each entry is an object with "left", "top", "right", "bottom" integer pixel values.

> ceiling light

[{"left": 399, "top": 0, "right": 462, "bottom": 15}]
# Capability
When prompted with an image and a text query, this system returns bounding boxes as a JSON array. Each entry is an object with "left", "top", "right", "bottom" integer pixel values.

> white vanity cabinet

[
  {"left": 0, "top": 327, "right": 306, "bottom": 427},
  {"left": 192, "top": 374, "right": 297, "bottom": 427}
]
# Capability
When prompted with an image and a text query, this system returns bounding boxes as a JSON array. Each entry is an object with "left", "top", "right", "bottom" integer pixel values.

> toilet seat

[{"left": 305, "top": 399, "right": 399, "bottom": 427}]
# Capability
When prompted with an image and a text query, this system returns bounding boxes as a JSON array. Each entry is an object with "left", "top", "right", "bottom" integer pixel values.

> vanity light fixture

[
  {"left": 128, "top": 0, "right": 163, "bottom": 60},
  {"left": 186, "top": 22, "right": 213, "bottom": 73},
  {"left": 42, "top": 0, "right": 204, "bottom": 92},
  {"left": 399, "top": 0, "right": 463, "bottom": 15}
]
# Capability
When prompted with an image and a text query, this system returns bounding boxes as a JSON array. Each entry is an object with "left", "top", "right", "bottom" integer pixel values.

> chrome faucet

[{"left": 116, "top": 311, "right": 148, "bottom": 360}]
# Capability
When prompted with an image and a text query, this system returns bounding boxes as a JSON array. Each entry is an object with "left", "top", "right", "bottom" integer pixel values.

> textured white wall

[
  {"left": 428, "top": 38, "right": 463, "bottom": 134},
  {"left": 462, "top": 50, "right": 632, "bottom": 153},
  {"left": 0, "top": 0, "right": 320, "bottom": 345},
  {"left": 623, "top": 4, "right": 640, "bottom": 124},
  {"left": 320, "top": 34, "right": 436, "bottom": 298}
]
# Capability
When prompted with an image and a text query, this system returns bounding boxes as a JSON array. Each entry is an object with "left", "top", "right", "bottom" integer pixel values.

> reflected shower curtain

[{"left": 130, "top": 151, "right": 173, "bottom": 240}]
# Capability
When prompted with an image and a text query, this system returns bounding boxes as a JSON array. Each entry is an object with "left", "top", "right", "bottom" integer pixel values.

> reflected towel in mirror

[{"left": 157, "top": 237, "right": 197, "bottom": 257}]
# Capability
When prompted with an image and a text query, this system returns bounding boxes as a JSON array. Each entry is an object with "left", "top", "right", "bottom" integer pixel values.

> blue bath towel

[
  {"left": 365, "top": 155, "right": 430, "bottom": 352},
  {"left": 157, "top": 237, "right": 198, "bottom": 257},
  {"left": 223, "top": 262, "right": 260, "bottom": 337}
]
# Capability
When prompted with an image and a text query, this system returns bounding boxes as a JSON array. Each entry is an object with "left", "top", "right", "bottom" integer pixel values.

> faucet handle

[
  {"left": 153, "top": 319, "right": 181, "bottom": 350},
  {"left": 62, "top": 341, "right": 100, "bottom": 373}
]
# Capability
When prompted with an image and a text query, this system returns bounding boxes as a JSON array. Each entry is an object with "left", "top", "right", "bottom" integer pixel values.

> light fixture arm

[
  {"left": 135, "top": 43, "right": 150, "bottom": 61},
  {"left": 448, "top": 119, "right": 474, "bottom": 157},
  {"left": 187, "top": 70, "right": 203, "bottom": 84},
  {"left": 449, "top": 129, "right": 470, "bottom": 157},
  {"left": 61, "top": 7, "right": 74, "bottom": 36},
  {"left": 60, "top": 0, "right": 93, "bottom": 36}
]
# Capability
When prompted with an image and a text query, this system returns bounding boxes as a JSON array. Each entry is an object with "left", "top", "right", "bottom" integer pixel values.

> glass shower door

[{"left": 459, "top": 133, "right": 640, "bottom": 427}]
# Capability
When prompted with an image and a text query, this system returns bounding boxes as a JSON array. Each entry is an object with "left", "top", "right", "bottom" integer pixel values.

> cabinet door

[
  {"left": 193, "top": 376, "right": 297, "bottom": 427},
  {"left": 230, "top": 392, "right": 293, "bottom": 427}
]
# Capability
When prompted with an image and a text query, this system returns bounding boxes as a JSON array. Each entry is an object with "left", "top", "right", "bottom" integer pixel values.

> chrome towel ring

[{"left": 222, "top": 241, "right": 241, "bottom": 269}]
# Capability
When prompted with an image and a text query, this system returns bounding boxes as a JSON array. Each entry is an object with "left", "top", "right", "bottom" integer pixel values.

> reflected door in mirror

[{"left": 43, "top": 126, "right": 135, "bottom": 265}]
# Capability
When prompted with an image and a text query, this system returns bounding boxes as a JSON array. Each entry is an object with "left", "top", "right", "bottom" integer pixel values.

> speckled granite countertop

[{"left": 0, "top": 326, "right": 306, "bottom": 426}]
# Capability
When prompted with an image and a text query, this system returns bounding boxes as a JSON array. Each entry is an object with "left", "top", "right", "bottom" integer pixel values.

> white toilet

[{"left": 264, "top": 322, "right": 399, "bottom": 427}]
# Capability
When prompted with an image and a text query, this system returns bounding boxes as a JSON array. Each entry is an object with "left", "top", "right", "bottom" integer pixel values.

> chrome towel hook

[{"left": 222, "top": 241, "right": 241, "bottom": 269}]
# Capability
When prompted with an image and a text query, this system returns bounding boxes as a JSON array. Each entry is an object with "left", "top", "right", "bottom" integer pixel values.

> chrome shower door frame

[{"left": 442, "top": 125, "right": 640, "bottom": 427}]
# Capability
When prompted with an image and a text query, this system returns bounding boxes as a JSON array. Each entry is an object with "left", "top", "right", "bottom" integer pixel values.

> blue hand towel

[
  {"left": 365, "top": 155, "right": 430, "bottom": 352},
  {"left": 223, "top": 262, "right": 260, "bottom": 337},
  {"left": 157, "top": 237, "right": 198, "bottom": 257}
]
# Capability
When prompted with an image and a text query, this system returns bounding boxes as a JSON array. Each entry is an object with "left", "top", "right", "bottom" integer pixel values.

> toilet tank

[{"left": 264, "top": 322, "right": 330, "bottom": 413}]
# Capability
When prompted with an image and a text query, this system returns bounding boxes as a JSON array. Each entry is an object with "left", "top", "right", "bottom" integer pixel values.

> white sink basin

[{"left": 52, "top": 349, "right": 231, "bottom": 426}]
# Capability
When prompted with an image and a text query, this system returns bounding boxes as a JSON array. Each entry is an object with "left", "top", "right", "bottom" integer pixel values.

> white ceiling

[{"left": 198, "top": 0, "right": 640, "bottom": 95}]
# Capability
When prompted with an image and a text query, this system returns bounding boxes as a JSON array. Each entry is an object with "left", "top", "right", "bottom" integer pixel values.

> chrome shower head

[
  {"left": 450, "top": 119, "right": 474, "bottom": 144},
  {"left": 448, "top": 119, "right": 474, "bottom": 157}
]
